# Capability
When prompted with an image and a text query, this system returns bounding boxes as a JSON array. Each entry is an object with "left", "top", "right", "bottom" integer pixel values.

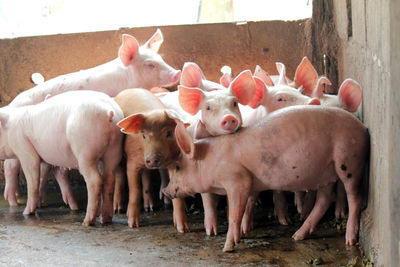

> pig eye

[
  {"left": 145, "top": 62, "right": 156, "bottom": 69},
  {"left": 142, "top": 133, "right": 146, "bottom": 139},
  {"left": 233, "top": 101, "right": 237, "bottom": 107},
  {"left": 206, "top": 106, "right": 211, "bottom": 111},
  {"left": 277, "top": 97, "right": 283, "bottom": 102},
  {"left": 175, "top": 165, "right": 180, "bottom": 171},
  {"left": 166, "top": 130, "right": 172, "bottom": 138}
]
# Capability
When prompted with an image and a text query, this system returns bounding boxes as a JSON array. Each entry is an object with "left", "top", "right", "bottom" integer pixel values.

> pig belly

[{"left": 30, "top": 133, "right": 78, "bottom": 169}]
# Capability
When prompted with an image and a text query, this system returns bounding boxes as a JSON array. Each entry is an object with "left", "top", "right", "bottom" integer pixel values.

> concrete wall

[{"left": 330, "top": 0, "right": 399, "bottom": 266}]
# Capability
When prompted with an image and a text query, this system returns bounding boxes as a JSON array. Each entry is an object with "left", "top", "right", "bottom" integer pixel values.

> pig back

[{"left": 114, "top": 88, "right": 165, "bottom": 117}]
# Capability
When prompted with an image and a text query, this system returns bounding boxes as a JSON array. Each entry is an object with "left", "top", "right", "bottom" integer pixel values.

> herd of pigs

[{"left": 0, "top": 29, "right": 369, "bottom": 252}]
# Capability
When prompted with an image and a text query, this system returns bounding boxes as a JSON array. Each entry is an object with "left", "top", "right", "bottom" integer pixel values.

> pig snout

[
  {"left": 145, "top": 153, "right": 164, "bottom": 169},
  {"left": 221, "top": 115, "right": 239, "bottom": 133},
  {"left": 161, "top": 187, "right": 174, "bottom": 200}
]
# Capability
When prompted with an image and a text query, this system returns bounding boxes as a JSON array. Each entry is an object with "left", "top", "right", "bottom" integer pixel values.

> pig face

[
  {"left": 178, "top": 70, "right": 257, "bottom": 136},
  {"left": 118, "top": 29, "right": 181, "bottom": 89},
  {"left": 118, "top": 110, "right": 181, "bottom": 169},
  {"left": 248, "top": 74, "right": 320, "bottom": 113}
]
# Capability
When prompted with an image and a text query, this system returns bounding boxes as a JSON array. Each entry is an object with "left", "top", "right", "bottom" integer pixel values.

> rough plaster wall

[
  {"left": 0, "top": 20, "right": 311, "bottom": 184},
  {"left": 332, "top": 0, "right": 399, "bottom": 266}
]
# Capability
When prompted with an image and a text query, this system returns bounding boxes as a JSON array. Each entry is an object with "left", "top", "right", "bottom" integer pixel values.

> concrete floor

[{"left": 0, "top": 188, "right": 362, "bottom": 267}]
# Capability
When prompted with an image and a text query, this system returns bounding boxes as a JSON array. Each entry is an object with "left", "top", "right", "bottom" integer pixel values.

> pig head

[{"left": 118, "top": 109, "right": 181, "bottom": 169}]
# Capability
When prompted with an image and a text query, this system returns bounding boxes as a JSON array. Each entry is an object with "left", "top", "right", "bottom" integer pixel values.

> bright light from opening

[{"left": 0, "top": 0, "right": 312, "bottom": 39}]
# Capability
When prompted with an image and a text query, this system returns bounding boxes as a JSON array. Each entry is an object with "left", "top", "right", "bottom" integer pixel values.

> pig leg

[
  {"left": 223, "top": 178, "right": 252, "bottom": 252},
  {"left": 54, "top": 167, "right": 79, "bottom": 210},
  {"left": 300, "top": 190, "right": 317, "bottom": 220},
  {"left": 335, "top": 181, "right": 347, "bottom": 219},
  {"left": 344, "top": 189, "right": 361, "bottom": 245},
  {"left": 201, "top": 193, "right": 219, "bottom": 236},
  {"left": 159, "top": 169, "right": 171, "bottom": 207},
  {"left": 172, "top": 198, "right": 189, "bottom": 233},
  {"left": 241, "top": 191, "right": 259, "bottom": 235},
  {"left": 113, "top": 165, "right": 126, "bottom": 214},
  {"left": 294, "top": 191, "right": 305, "bottom": 214},
  {"left": 126, "top": 161, "right": 142, "bottom": 227},
  {"left": 3, "top": 159, "right": 21, "bottom": 206},
  {"left": 14, "top": 142, "right": 41, "bottom": 215},
  {"left": 273, "top": 190, "right": 291, "bottom": 225},
  {"left": 141, "top": 169, "right": 154, "bottom": 212},
  {"left": 79, "top": 162, "right": 102, "bottom": 226},
  {"left": 38, "top": 162, "right": 51, "bottom": 208},
  {"left": 292, "top": 184, "right": 335, "bottom": 241}
]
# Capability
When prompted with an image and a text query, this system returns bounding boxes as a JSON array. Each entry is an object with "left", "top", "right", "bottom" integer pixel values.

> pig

[
  {"left": 0, "top": 90, "right": 123, "bottom": 225},
  {"left": 158, "top": 63, "right": 258, "bottom": 236},
  {"left": 114, "top": 88, "right": 188, "bottom": 232},
  {"left": 4, "top": 29, "right": 181, "bottom": 210},
  {"left": 163, "top": 105, "right": 369, "bottom": 252}
]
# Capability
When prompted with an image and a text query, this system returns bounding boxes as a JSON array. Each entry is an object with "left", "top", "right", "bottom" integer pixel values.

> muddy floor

[{"left": 0, "top": 187, "right": 363, "bottom": 267}]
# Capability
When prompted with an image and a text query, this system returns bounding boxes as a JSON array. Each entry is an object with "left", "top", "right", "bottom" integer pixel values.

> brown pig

[
  {"left": 163, "top": 105, "right": 369, "bottom": 252},
  {"left": 114, "top": 89, "right": 188, "bottom": 232}
]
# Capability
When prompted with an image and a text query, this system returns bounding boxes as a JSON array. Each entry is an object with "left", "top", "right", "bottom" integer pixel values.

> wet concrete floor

[{"left": 0, "top": 189, "right": 362, "bottom": 267}]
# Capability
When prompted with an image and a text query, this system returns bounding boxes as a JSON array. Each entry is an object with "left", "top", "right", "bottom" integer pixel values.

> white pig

[{"left": 0, "top": 90, "right": 123, "bottom": 225}]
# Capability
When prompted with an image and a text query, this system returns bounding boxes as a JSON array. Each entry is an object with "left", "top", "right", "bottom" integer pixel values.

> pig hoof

[
  {"left": 101, "top": 217, "right": 113, "bottom": 225},
  {"left": 346, "top": 239, "right": 357, "bottom": 246},
  {"left": 222, "top": 243, "right": 235, "bottom": 253},
  {"left": 82, "top": 220, "right": 94, "bottom": 227},
  {"left": 292, "top": 233, "right": 305, "bottom": 241},
  {"left": 128, "top": 219, "right": 140, "bottom": 228}
]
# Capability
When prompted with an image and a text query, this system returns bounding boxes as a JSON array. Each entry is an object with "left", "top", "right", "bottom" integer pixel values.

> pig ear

[
  {"left": 119, "top": 34, "right": 140, "bottom": 67},
  {"left": 145, "top": 28, "right": 163, "bottom": 53},
  {"left": 229, "top": 70, "right": 256, "bottom": 105},
  {"left": 175, "top": 121, "right": 196, "bottom": 159},
  {"left": 117, "top": 113, "right": 144, "bottom": 134},
  {"left": 248, "top": 76, "right": 265, "bottom": 109},
  {"left": 276, "top": 62, "right": 288, "bottom": 85},
  {"left": 312, "top": 76, "right": 332, "bottom": 98},
  {"left": 219, "top": 73, "right": 232, "bottom": 88},
  {"left": 180, "top": 62, "right": 205, "bottom": 88},
  {"left": 178, "top": 85, "right": 204, "bottom": 115},
  {"left": 254, "top": 65, "right": 274, "bottom": 86},
  {"left": 308, "top": 98, "right": 321, "bottom": 105},
  {"left": 294, "top": 56, "right": 318, "bottom": 96},
  {"left": 338, "top": 79, "right": 362, "bottom": 112}
]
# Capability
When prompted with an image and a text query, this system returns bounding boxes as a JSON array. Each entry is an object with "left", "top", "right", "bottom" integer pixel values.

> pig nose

[
  {"left": 221, "top": 115, "right": 239, "bottom": 132},
  {"left": 145, "top": 154, "right": 163, "bottom": 168}
]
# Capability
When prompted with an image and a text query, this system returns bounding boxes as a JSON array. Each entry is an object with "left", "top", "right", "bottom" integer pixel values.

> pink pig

[
  {"left": 0, "top": 90, "right": 124, "bottom": 225},
  {"left": 163, "top": 105, "right": 369, "bottom": 252},
  {"left": 3, "top": 29, "right": 181, "bottom": 209}
]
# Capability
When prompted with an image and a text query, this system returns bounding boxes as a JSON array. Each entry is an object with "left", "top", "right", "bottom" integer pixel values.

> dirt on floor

[{"left": 0, "top": 187, "right": 365, "bottom": 267}]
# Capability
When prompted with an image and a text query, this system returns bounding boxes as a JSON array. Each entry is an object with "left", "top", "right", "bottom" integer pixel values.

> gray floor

[{"left": 0, "top": 190, "right": 361, "bottom": 266}]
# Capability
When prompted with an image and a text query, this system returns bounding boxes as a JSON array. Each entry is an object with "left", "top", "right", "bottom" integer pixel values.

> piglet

[
  {"left": 163, "top": 105, "right": 369, "bottom": 252},
  {"left": 115, "top": 88, "right": 188, "bottom": 232},
  {"left": 0, "top": 90, "right": 123, "bottom": 225}
]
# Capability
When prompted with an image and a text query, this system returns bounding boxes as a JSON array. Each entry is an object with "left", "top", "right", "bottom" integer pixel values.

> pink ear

[
  {"left": 219, "top": 73, "right": 232, "bottom": 88},
  {"left": 178, "top": 85, "right": 204, "bottom": 115},
  {"left": 175, "top": 121, "right": 195, "bottom": 159},
  {"left": 338, "top": 78, "right": 362, "bottom": 112},
  {"left": 248, "top": 77, "right": 265, "bottom": 109},
  {"left": 145, "top": 28, "right": 163, "bottom": 53},
  {"left": 118, "top": 34, "right": 140, "bottom": 67},
  {"left": 308, "top": 98, "right": 321, "bottom": 105},
  {"left": 276, "top": 62, "right": 288, "bottom": 85},
  {"left": 117, "top": 113, "right": 144, "bottom": 134},
  {"left": 254, "top": 65, "right": 274, "bottom": 86},
  {"left": 294, "top": 57, "right": 318, "bottom": 96},
  {"left": 312, "top": 76, "right": 332, "bottom": 98},
  {"left": 229, "top": 70, "right": 256, "bottom": 105},
  {"left": 180, "top": 62, "right": 205, "bottom": 88}
]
